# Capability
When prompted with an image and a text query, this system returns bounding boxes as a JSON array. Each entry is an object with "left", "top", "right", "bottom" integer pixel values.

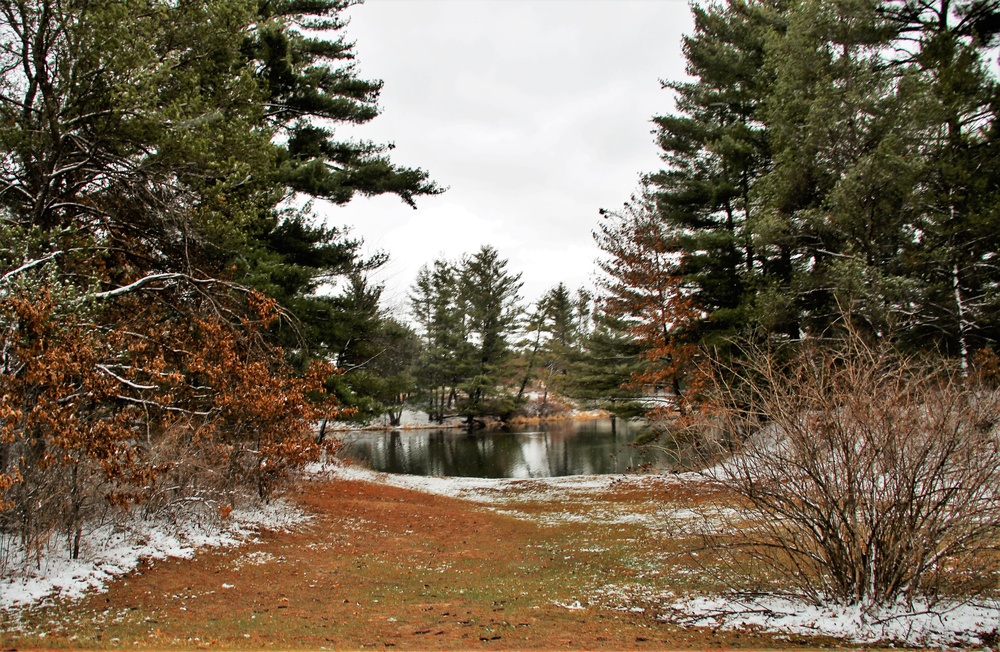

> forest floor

[{"left": 1, "top": 464, "right": 992, "bottom": 650}]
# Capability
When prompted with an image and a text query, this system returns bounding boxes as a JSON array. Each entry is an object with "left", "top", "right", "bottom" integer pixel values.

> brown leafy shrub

[{"left": 0, "top": 277, "right": 344, "bottom": 564}]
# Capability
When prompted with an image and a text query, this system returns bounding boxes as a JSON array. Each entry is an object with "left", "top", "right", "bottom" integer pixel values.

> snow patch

[
  {"left": 554, "top": 600, "right": 587, "bottom": 610},
  {"left": 0, "top": 499, "right": 308, "bottom": 612},
  {"left": 311, "top": 460, "right": 684, "bottom": 505},
  {"left": 663, "top": 595, "right": 1000, "bottom": 647}
]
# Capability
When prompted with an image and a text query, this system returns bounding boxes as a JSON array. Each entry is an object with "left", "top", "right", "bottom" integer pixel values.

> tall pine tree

[
  {"left": 649, "top": 0, "right": 781, "bottom": 344},
  {"left": 642, "top": 0, "right": 1000, "bottom": 362}
]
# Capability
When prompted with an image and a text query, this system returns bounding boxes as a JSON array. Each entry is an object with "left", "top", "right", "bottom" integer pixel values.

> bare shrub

[{"left": 694, "top": 333, "right": 1000, "bottom": 609}]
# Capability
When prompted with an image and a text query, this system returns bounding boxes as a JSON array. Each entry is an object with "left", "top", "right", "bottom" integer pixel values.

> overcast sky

[{"left": 326, "top": 0, "right": 694, "bottom": 314}]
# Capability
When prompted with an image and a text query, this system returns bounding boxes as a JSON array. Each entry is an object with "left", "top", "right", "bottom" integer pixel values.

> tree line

[
  {"left": 405, "top": 246, "right": 603, "bottom": 426},
  {"left": 603, "top": 0, "right": 1000, "bottom": 408},
  {"left": 372, "top": 0, "right": 1000, "bottom": 429},
  {"left": 349, "top": 243, "right": 655, "bottom": 429}
]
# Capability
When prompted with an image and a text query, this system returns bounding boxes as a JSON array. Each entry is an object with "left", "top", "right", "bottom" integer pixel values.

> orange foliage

[
  {"left": 596, "top": 196, "right": 706, "bottom": 416},
  {"left": 0, "top": 273, "right": 345, "bottom": 548}
]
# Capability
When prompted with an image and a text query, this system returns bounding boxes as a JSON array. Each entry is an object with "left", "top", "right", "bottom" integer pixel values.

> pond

[{"left": 337, "top": 419, "right": 674, "bottom": 478}]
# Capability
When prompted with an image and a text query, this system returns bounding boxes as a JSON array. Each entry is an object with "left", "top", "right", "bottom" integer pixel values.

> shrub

[
  {"left": 0, "top": 279, "right": 342, "bottom": 569},
  {"left": 694, "top": 332, "right": 1000, "bottom": 609}
]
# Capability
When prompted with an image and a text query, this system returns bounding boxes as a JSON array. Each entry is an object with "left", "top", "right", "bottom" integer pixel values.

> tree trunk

[
  {"left": 69, "top": 462, "right": 82, "bottom": 560},
  {"left": 517, "top": 325, "right": 543, "bottom": 400},
  {"left": 952, "top": 261, "right": 970, "bottom": 374}
]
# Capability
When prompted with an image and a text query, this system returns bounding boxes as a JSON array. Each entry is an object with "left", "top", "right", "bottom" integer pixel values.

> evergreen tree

[
  {"left": 884, "top": 0, "right": 1000, "bottom": 364},
  {"left": 643, "top": 0, "right": 1000, "bottom": 362},
  {"left": 237, "top": 0, "right": 443, "bottom": 371},
  {"left": 409, "top": 259, "right": 470, "bottom": 422},
  {"left": 754, "top": 0, "right": 916, "bottom": 339},
  {"left": 333, "top": 315, "right": 421, "bottom": 427},
  {"left": 564, "top": 308, "right": 647, "bottom": 420},
  {"left": 0, "top": 0, "right": 357, "bottom": 547},
  {"left": 246, "top": 0, "right": 441, "bottom": 205},
  {"left": 514, "top": 302, "right": 549, "bottom": 402},
  {"left": 408, "top": 247, "right": 524, "bottom": 424},
  {"left": 514, "top": 283, "right": 587, "bottom": 412},
  {"left": 542, "top": 283, "right": 577, "bottom": 350},
  {"left": 0, "top": 0, "right": 439, "bottom": 549},
  {"left": 648, "top": 0, "right": 781, "bottom": 344},
  {"left": 458, "top": 246, "right": 523, "bottom": 422},
  {"left": 538, "top": 283, "right": 585, "bottom": 398}
]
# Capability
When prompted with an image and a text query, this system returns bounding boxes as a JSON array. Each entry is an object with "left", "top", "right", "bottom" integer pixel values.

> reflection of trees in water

[
  {"left": 547, "top": 424, "right": 645, "bottom": 475},
  {"left": 341, "top": 420, "right": 672, "bottom": 478}
]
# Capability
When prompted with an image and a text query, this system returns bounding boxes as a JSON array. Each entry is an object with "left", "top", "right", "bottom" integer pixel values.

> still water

[{"left": 338, "top": 419, "right": 672, "bottom": 478}]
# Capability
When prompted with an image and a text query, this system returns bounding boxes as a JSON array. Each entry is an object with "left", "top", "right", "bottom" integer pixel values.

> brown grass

[{"left": 1, "top": 475, "right": 847, "bottom": 650}]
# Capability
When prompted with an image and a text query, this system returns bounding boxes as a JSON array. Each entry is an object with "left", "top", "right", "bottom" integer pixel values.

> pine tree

[
  {"left": 238, "top": 0, "right": 443, "bottom": 372},
  {"left": 458, "top": 246, "right": 523, "bottom": 422},
  {"left": 542, "top": 283, "right": 577, "bottom": 350},
  {"left": 409, "top": 259, "right": 470, "bottom": 422},
  {"left": 648, "top": 0, "right": 781, "bottom": 344},
  {"left": 883, "top": 0, "right": 1000, "bottom": 365},
  {"left": 407, "top": 248, "right": 524, "bottom": 424},
  {"left": 515, "top": 283, "right": 587, "bottom": 412},
  {"left": 564, "top": 308, "right": 647, "bottom": 420},
  {"left": 331, "top": 315, "right": 420, "bottom": 427},
  {"left": 646, "top": 0, "right": 1000, "bottom": 360},
  {"left": 754, "top": 0, "right": 918, "bottom": 339},
  {"left": 0, "top": 0, "right": 435, "bottom": 552},
  {"left": 514, "top": 301, "right": 549, "bottom": 403},
  {"left": 246, "top": 0, "right": 441, "bottom": 206}
]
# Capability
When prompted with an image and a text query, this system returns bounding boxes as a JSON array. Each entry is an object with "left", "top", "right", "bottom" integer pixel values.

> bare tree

[{"left": 692, "top": 332, "right": 1000, "bottom": 609}]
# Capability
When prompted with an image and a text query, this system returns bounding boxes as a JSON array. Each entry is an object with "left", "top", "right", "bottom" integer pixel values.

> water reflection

[{"left": 338, "top": 419, "right": 671, "bottom": 478}]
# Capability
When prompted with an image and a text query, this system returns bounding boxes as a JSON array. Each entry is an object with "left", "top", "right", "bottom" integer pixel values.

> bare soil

[{"left": 1, "top": 474, "right": 848, "bottom": 650}]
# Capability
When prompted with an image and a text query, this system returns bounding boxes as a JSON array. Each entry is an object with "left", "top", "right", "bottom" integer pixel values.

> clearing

[
  {"left": 1, "top": 464, "right": 820, "bottom": 650},
  {"left": 5, "top": 463, "right": 996, "bottom": 649}
]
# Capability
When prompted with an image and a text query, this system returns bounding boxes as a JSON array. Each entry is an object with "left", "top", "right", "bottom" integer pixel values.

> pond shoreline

[{"left": 328, "top": 408, "right": 616, "bottom": 432}]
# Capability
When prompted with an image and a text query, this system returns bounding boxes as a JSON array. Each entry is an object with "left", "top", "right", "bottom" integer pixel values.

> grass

[{"left": 0, "top": 471, "right": 873, "bottom": 650}]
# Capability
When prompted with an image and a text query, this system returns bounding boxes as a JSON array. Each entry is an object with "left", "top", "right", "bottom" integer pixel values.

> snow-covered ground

[
  {"left": 328, "top": 407, "right": 610, "bottom": 431},
  {"left": 312, "top": 459, "right": 634, "bottom": 502},
  {"left": 665, "top": 595, "right": 1000, "bottom": 647},
  {"left": 0, "top": 499, "right": 308, "bottom": 612},
  {"left": 328, "top": 408, "right": 468, "bottom": 430}
]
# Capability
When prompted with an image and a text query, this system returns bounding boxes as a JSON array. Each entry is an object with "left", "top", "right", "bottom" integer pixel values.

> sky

[{"left": 325, "top": 0, "right": 695, "bottom": 315}]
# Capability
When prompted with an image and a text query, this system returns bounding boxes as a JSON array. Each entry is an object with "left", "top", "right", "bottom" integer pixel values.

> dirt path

[{"left": 1, "top": 474, "right": 819, "bottom": 650}]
